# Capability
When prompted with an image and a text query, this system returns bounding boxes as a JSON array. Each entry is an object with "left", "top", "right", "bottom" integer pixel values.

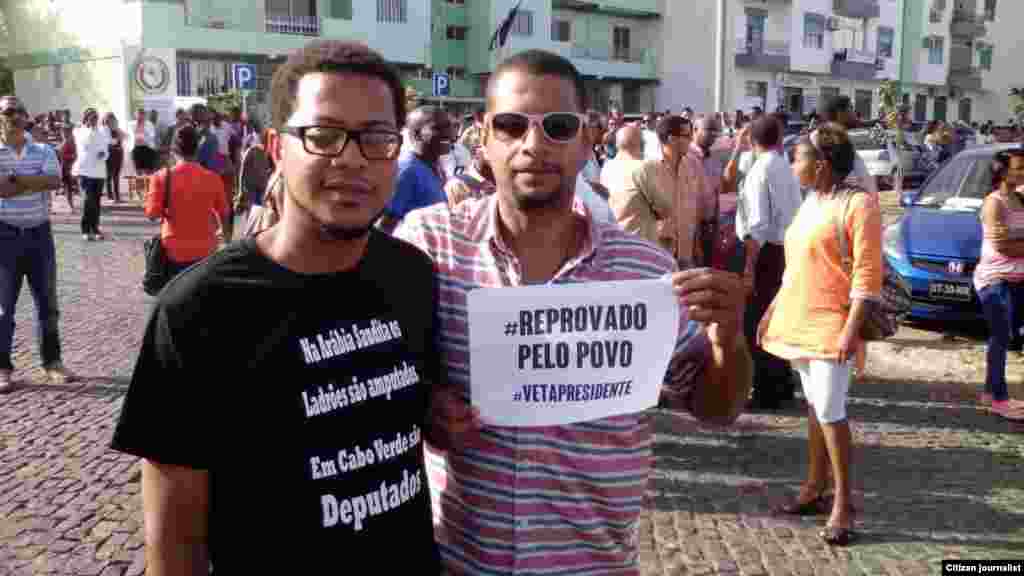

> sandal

[
  {"left": 820, "top": 524, "right": 858, "bottom": 546},
  {"left": 774, "top": 491, "right": 830, "bottom": 516}
]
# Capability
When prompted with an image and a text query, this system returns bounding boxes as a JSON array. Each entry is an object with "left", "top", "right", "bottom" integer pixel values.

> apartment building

[
  {"left": 660, "top": 0, "right": 1004, "bottom": 124},
  {"left": 5, "top": 0, "right": 661, "bottom": 126},
  {"left": 912, "top": 0, "right": 998, "bottom": 124},
  {"left": 965, "top": 0, "right": 1017, "bottom": 124},
  {"left": 5, "top": 0, "right": 433, "bottom": 127},
  {"left": 662, "top": 0, "right": 900, "bottom": 120},
  {"left": 415, "top": 0, "right": 660, "bottom": 114}
]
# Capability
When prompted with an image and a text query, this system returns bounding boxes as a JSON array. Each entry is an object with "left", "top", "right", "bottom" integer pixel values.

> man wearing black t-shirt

[{"left": 111, "top": 40, "right": 442, "bottom": 574}]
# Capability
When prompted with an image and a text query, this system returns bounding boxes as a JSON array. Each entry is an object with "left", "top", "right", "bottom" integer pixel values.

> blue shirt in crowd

[
  {"left": 0, "top": 140, "right": 59, "bottom": 228},
  {"left": 385, "top": 151, "right": 446, "bottom": 221}
]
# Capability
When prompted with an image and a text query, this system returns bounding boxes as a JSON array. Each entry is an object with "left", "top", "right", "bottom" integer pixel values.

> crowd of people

[{"left": 0, "top": 36, "right": 1021, "bottom": 575}]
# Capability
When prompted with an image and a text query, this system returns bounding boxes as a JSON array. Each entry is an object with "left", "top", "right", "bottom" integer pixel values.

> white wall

[
  {"left": 790, "top": 0, "right": 831, "bottom": 75},
  {"left": 874, "top": 0, "right": 899, "bottom": 80},
  {"left": 14, "top": 58, "right": 125, "bottom": 119},
  {"left": 973, "top": 0, "right": 1019, "bottom": 123},
  {"left": 655, "top": 0, "right": 716, "bottom": 113},
  {"left": 916, "top": 0, "right": 950, "bottom": 85}
]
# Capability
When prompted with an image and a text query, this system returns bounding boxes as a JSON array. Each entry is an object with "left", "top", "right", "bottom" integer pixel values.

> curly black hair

[{"left": 991, "top": 148, "right": 1024, "bottom": 190}]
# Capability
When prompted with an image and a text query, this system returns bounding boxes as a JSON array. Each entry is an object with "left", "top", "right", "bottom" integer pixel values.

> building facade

[
  {"left": 417, "top": 0, "right": 661, "bottom": 114},
  {"left": 658, "top": 0, "right": 1003, "bottom": 125},
  {"left": 6, "top": 0, "right": 434, "bottom": 128},
  {"left": 6, "top": 0, "right": 1015, "bottom": 125},
  {"left": 5, "top": 0, "right": 662, "bottom": 127}
]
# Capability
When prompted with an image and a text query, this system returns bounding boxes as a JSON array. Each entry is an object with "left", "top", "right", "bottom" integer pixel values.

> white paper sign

[{"left": 467, "top": 279, "right": 680, "bottom": 427}]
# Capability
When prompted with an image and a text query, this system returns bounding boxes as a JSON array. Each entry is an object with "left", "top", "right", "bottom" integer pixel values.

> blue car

[{"left": 884, "top": 144, "right": 1022, "bottom": 322}]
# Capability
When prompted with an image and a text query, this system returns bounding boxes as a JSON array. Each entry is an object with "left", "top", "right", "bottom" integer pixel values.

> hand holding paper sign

[
  {"left": 429, "top": 386, "right": 484, "bottom": 450},
  {"left": 671, "top": 267, "right": 745, "bottom": 349},
  {"left": 467, "top": 280, "right": 679, "bottom": 427}
]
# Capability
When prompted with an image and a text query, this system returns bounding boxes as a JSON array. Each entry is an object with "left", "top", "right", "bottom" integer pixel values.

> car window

[
  {"left": 915, "top": 154, "right": 990, "bottom": 208},
  {"left": 849, "top": 132, "right": 882, "bottom": 150},
  {"left": 960, "top": 157, "right": 994, "bottom": 200}
]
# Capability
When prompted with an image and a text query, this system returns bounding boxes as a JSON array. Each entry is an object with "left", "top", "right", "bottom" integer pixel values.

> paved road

[{"left": 1, "top": 201, "right": 1022, "bottom": 575}]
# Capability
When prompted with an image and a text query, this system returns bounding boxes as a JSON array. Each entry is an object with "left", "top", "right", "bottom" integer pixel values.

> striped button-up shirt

[
  {"left": 0, "top": 140, "right": 58, "bottom": 228},
  {"left": 396, "top": 196, "right": 711, "bottom": 575}
]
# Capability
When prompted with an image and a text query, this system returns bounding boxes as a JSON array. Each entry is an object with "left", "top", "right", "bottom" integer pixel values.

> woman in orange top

[
  {"left": 758, "top": 123, "right": 882, "bottom": 547},
  {"left": 145, "top": 125, "right": 230, "bottom": 278}
]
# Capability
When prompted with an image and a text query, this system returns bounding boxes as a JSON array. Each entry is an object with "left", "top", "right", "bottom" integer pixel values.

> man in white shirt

[
  {"left": 642, "top": 113, "right": 662, "bottom": 160},
  {"left": 736, "top": 115, "right": 803, "bottom": 410},
  {"left": 72, "top": 108, "right": 111, "bottom": 241}
]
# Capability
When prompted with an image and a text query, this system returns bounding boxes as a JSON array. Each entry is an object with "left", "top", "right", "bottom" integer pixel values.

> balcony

[
  {"left": 949, "top": 66, "right": 982, "bottom": 91},
  {"left": 951, "top": 9, "right": 986, "bottom": 38},
  {"left": 551, "top": 0, "right": 660, "bottom": 18},
  {"left": 735, "top": 39, "right": 790, "bottom": 71},
  {"left": 185, "top": 14, "right": 238, "bottom": 30},
  {"left": 265, "top": 15, "right": 321, "bottom": 36},
  {"left": 560, "top": 44, "right": 658, "bottom": 79},
  {"left": 831, "top": 48, "right": 879, "bottom": 81},
  {"left": 832, "top": 0, "right": 880, "bottom": 20}
]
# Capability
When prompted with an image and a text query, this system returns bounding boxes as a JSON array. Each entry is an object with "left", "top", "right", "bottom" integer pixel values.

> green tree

[
  {"left": 206, "top": 91, "right": 242, "bottom": 115},
  {"left": 877, "top": 79, "right": 900, "bottom": 128},
  {"left": 0, "top": 64, "right": 13, "bottom": 95}
]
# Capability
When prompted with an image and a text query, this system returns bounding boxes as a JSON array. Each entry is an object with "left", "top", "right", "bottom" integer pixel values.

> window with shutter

[
  {"left": 377, "top": 0, "right": 408, "bottom": 23},
  {"left": 512, "top": 10, "right": 533, "bottom": 36}
]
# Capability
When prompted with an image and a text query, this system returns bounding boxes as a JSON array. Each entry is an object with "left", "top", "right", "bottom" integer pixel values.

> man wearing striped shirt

[
  {"left": 397, "top": 50, "right": 752, "bottom": 576},
  {"left": 0, "top": 96, "right": 76, "bottom": 392}
]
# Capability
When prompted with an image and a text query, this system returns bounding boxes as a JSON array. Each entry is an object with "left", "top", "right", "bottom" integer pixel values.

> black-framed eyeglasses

[{"left": 280, "top": 125, "right": 403, "bottom": 161}]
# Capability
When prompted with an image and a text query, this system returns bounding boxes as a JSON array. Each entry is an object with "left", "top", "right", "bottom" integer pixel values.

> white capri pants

[{"left": 792, "top": 359, "right": 852, "bottom": 423}]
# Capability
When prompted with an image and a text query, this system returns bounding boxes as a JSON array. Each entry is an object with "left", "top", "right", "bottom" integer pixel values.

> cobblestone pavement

[{"left": 1, "top": 200, "right": 1022, "bottom": 575}]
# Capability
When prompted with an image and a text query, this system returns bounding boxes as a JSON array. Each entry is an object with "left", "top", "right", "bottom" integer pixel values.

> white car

[{"left": 848, "top": 129, "right": 925, "bottom": 188}]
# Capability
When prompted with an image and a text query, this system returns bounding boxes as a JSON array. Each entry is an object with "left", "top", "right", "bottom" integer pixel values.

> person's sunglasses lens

[
  {"left": 492, "top": 113, "right": 531, "bottom": 141},
  {"left": 542, "top": 114, "right": 582, "bottom": 142}
]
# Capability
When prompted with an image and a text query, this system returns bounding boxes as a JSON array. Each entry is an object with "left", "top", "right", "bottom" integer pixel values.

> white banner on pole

[{"left": 467, "top": 279, "right": 680, "bottom": 427}]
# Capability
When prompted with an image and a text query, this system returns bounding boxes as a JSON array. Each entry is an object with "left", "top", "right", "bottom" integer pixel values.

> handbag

[
  {"left": 243, "top": 170, "right": 282, "bottom": 237},
  {"left": 142, "top": 167, "right": 174, "bottom": 296},
  {"left": 835, "top": 189, "right": 912, "bottom": 341}
]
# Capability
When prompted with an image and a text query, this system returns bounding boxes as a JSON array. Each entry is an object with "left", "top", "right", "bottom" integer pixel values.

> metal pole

[
  {"left": 715, "top": 0, "right": 727, "bottom": 113},
  {"left": 894, "top": 0, "right": 908, "bottom": 198}
]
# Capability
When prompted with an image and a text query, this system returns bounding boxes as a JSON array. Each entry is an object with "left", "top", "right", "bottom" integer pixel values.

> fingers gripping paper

[{"left": 468, "top": 279, "right": 680, "bottom": 427}]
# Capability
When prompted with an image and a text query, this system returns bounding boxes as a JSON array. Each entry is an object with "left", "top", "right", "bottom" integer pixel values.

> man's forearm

[
  {"left": 15, "top": 175, "right": 60, "bottom": 194},
  {"left": 145, "top": 543, "right": 209, "bottom": 576},
  {"left": 692, "top": 337, "right": 752, "bottom": 425},
  {"left": 743, "top": 237, "right": 761, "bottom": 275}
]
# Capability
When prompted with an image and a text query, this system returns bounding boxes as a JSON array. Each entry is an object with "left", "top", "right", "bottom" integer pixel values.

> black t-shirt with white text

[{"left": 111, "top": 233, "right": 441, "bottom": 574}]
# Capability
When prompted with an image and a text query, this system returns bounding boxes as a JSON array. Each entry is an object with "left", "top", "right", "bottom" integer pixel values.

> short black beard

[{"left": 285, "top": 179, "right": 382, "bottom": 242}]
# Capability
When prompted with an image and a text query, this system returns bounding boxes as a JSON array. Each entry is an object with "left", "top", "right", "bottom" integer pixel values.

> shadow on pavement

[
  {"left": 649, "top": 409, "right": 1024, "bottom": 553},
  {"left": 12, "top": 377, "right": 130, "bottom": 397},
  {"left": 851, "top": 377, "right": 1024, "bottom": 434}
]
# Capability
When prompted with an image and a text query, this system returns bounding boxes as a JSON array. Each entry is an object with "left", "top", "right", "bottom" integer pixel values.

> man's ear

[{"left": 268, "top": 129, "right": 283, "bottom": 164}]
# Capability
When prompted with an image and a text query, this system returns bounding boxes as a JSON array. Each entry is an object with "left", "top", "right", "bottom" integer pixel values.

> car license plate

[{"left": 929, "top": 281, "right": 971, "bottom": 302}]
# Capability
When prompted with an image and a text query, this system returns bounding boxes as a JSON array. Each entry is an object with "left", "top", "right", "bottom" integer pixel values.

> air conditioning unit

[
  {"left": 928, "top": 86, "right": 936, "bottom": 97},
  {"left": 826, "top": 17, "right": 841, "bottom": 31}
]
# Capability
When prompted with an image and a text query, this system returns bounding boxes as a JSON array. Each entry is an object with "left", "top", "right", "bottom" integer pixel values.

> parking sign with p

[
  {"left": 433, "top": 73, "right": 450, "bottom": 97},
  {"left": 233, "top": 63, "right": 256, "bottom": 91}
]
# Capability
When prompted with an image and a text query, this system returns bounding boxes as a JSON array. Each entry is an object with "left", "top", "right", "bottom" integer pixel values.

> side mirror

[{"left": 899, "top": 191, "right": 916, "bottom": 207}]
